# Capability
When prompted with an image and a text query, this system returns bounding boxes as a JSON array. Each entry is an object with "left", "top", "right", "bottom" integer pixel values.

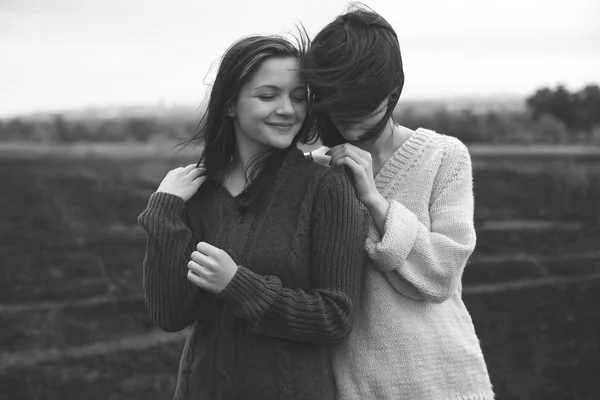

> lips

[{"left": 265, "top": 122, "right": 296, "bottom": 128}]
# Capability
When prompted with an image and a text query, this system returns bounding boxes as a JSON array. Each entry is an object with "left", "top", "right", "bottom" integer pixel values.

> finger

[
  {"left": 327, "top": 146, "right": 354, "bottom": 163},
  {"left": 187, "top": 260, "right": 204, "bottom": 275},
  {"left": 187, "top": 269, "right": 207, "bottom": 287},
  {"left": 327, "top": 143, "right": 354, "bottom": 155},
  {"left": 196, "top": 241, "right": 219, "bottom": 256},
  {"left": 327, "top": 146, "right": 347, "bottom": 164},
  {"left": 188, "top": 167, "right": 207, "bottom": 179},
  {"left": 335, "top": 155, "right": 363, "bottom": 177},
  {"left": 328, "top": 148, "right": 355, "bottom": 167},
  {"left": 326, "top": 145, "right": 344, "bottom": 158},
  {"left": 330, "top": 145, "right": 367, "bottom": 163},
  {"left": 326, "top": 144, "right": 345, "bottom": 155},
  {"left": 182, "top": 163, "right": 198, "bottom": 173},
  {"left": 188, "top": 260, "right": 214, "bottom": 278},
  {"left": 190, "top": 251, "right": 212, "bottom": 267},
  {"left": 334, "top": 150, "right": 370, "bottom": 172},
  {"left": 344, "top": 147, "right": 369, "bottom": 166}
]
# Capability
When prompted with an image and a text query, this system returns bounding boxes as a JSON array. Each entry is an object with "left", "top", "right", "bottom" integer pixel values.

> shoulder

[
  {"left": 281, "top": 148, "right": 351, "bottom": 201},
  {"left": 289, "top": 149, "right": 355, "bottom": 196},
  {"left": 309, "top": 168, "right": 362, "bottom": 220},
  {"left": 416, "top": 130, "right": 473, "bottom": 196},
  {"left": 318, "top": 166, "right": 354, "bottom": 191},
  {"left": 288, "top": 147, "right": 337, "bottom": 182},
  {"left": 412, "top": 129, "right": 473, "bottom": 193},
  {"left": 286, "top": 150, "right": 361, "bottom": 217},
  {"left": 417, "top": 128, "right": 471, "bottom": 163}
]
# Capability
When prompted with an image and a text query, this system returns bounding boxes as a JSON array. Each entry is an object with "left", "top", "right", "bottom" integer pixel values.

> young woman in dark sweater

[{"left": 138, "top": 35, "right": 365, "bottom": 400}]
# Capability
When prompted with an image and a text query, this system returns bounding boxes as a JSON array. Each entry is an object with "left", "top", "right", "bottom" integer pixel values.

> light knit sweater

[{"left": 332, "top": 128, "right": 494, "bottom": 399}]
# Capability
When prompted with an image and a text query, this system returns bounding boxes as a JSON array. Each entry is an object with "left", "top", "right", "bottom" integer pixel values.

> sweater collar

[{"left": 374, "top": 128, "right": 433, "bottom": 195}]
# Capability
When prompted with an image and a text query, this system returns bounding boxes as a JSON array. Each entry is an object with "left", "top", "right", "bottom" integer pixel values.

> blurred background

[{"left": 1, "top": 0, "right": 599, "bottom": 399}]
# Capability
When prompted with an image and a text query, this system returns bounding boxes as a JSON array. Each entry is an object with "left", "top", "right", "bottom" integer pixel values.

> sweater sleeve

[
  {"left": 138, "top": 192, "right": 208, "bottom": 332},
  {"left": 366, "top": 139, "right": 476, "bottom": 303},
  {"left": 218, "top": 171, "right": 365, "bottom": 345}
]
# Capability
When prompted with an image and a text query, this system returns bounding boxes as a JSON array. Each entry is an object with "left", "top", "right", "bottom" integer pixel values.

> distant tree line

[
  {"left": 397, "top": 84, "right": 600, "bottom": 145},
  {"left": 526, "top": 84, "right": 600, "bottom": 132},
  {"left": 0, "top": 116, "right": 197, "bottom": 144},
  {"left": 1, "top": 84, "right": 599, "bottom": 145}
]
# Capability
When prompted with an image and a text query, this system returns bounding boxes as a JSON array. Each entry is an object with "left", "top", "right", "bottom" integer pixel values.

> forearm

[
  {"left": 363, "top": 191, "right": 390, "bottom": 236},
  {"left": 367, "top": 199, "right": 475, "bottom": 303},
  {"left": 219, "top": 265, "right": 360, "bottom": 345},
  {"left": 138, "top": 192, "right": 205, "bottom": 332}
]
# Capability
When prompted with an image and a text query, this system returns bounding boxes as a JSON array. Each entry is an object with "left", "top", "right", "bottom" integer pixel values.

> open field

[
  {"left": 2, "top": 141, "right": 600, "bottom": 160},
  {"left": 1, "top": 145, "right": 599, "bottom": 399}
]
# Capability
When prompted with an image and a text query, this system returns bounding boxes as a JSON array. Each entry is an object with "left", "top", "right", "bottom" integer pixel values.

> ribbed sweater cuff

[
  {"left": 146, "top": 191, "right": 186, "bottom": 220},
  {"left": 366, "top": 200, "right": 420, "bottom": 272},
  {"left": 219, "top": 266, "right": 275, "bottom": 323}
]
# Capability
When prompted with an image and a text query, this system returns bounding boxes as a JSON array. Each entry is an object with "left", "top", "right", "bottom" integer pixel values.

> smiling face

[{"left": 228, "top": 56, "right": 307, "bottom": 156}]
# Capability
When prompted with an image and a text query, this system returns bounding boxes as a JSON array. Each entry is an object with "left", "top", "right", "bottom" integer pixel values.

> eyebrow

[
  {"left": 254, "top": 85, "right": 306, "bottom": 90},
  {"left": 254, "top": 85, "right": 279, "bottom": 90}
]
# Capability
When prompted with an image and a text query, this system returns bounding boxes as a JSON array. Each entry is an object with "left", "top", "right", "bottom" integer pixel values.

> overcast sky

[{"left": 0, "top": 0, "right": 598, "bottom": 117}]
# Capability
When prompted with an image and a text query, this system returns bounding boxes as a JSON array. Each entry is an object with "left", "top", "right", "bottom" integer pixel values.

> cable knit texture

[
  {"left": 138, "top": 148, "right": 365, "bottom": 400},
  {"left": 333, "top": 128, "right": 494, "bottom": 400}
]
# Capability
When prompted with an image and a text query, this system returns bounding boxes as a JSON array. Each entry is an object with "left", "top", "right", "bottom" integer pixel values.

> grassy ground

[{"left": 0, "top": 148, "right": 599, "bottom": 400}]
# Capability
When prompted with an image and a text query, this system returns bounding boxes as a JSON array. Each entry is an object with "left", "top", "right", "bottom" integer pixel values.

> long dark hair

[
  {"left": 302, "top": 4, "right": 404, "bottom": 146},
  {"left": 184, "top": 34, "right": 314, "bottom": 212}
]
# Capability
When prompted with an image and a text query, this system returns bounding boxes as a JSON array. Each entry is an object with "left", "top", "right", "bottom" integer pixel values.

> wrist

[
  {"left": 360, "top": 190, "right": 385, "bottom": 209},
  {"left": 156, "top": 190, "right": 187, "bottom": 202},
  {"left": 362, "top": 192, "right": 390, "bottom": 236}
]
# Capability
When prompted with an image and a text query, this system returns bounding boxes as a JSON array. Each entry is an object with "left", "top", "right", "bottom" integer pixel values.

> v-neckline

[
  {"left": 209, "top": 147, "right": 299, "bottom": 203},
  {"left": 373, "top": 128, "right": 430, "bottom": 192},
  {"left": 212, "top": 179, "right": 242, "bottom": 200}
]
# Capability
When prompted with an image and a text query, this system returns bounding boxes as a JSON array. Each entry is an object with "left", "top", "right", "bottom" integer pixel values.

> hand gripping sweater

[
  {"left": 332, "top": 128, "right": 494, "bottom": 399},
  {"left": 138, "top": 148, "right": 365, "bottom": 400}
]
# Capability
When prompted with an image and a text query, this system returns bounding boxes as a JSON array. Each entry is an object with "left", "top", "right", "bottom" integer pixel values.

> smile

[
  {"left": 265, "top": 122, "right": 297, "bottom": 131},
  {"left": 266, "top": 122, "right": 295, "bottom": 127}
]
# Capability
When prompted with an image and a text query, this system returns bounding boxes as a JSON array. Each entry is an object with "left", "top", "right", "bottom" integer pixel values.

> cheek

[
  {"left": 236, "top": 102, "right": 271, "bottom": 125},
  {"left": 294, "top": 103, "right": 307, "bottom": 119}
]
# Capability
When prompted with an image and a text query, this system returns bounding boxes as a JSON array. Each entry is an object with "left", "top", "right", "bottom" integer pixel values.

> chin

[
  {"left": 340, "top": 132, "right": 360, "bottom": 142},
  {"left": 270, "top": 138, "right": 295, "bottom": 149}
]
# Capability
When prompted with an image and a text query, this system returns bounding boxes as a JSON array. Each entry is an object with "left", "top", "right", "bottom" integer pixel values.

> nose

[{"left": 275, "top": 96, "right": 294, "bottom": 115}]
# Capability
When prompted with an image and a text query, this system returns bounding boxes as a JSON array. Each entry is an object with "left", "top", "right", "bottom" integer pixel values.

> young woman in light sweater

[
  {"left": 138, "top": 35, "right": 365, "bottom": 399},
  {"left": 302, "top": 7, "right": 495, "bottom": 400}
]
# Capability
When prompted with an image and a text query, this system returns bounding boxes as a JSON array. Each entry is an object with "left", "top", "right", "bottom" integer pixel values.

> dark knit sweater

[{"left": 138, "top": 148, "right": 365, "bottom": 400}]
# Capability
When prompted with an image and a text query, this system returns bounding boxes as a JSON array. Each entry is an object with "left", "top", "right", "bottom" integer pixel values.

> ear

[{"left": 226, "top": 103, "right": 236, "bottom": 117}]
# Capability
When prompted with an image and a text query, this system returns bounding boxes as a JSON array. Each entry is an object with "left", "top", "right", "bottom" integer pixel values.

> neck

[
  {"left": 230, "top": 133, "right": 268, "bottom": 180},
  {"left": 355, "top": 121, "right": 414, "bottom": 176},
  {"left": 232, "top": 148, "right": 257, "bottom": 174}
]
